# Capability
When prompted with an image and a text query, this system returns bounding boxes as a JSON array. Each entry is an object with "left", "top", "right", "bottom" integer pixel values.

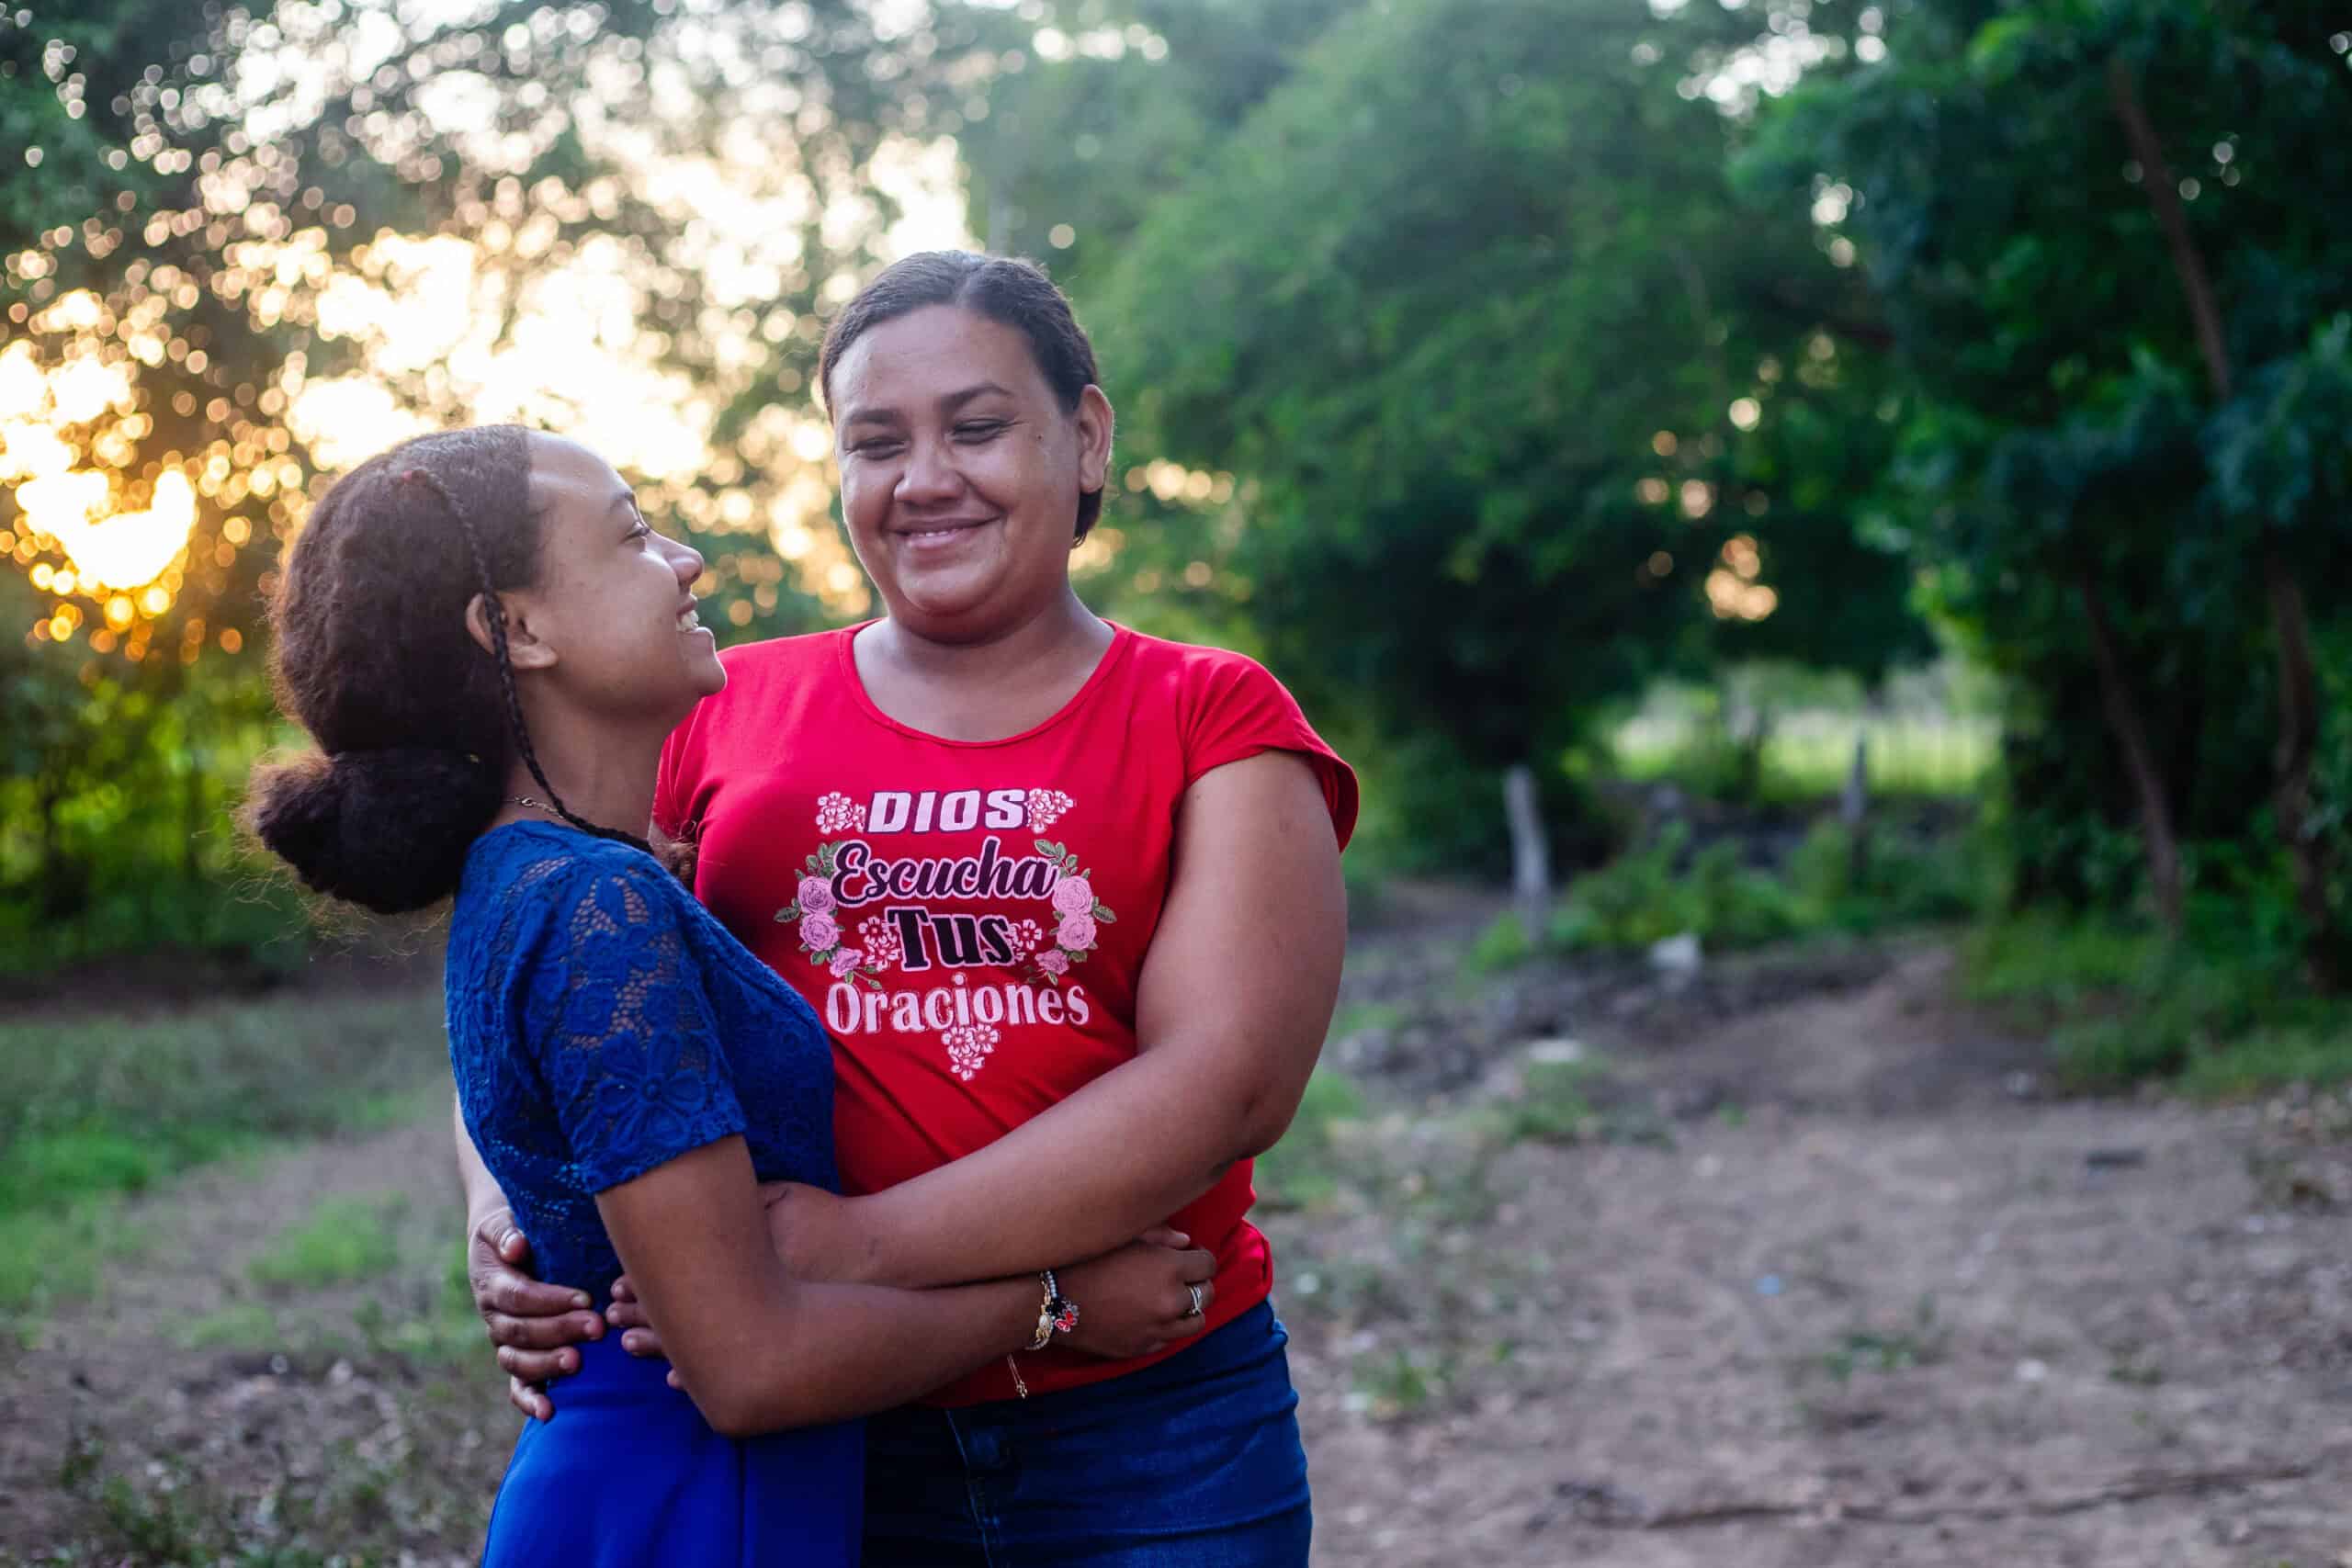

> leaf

[
  {"left": 1035, "top": 839, "right": 1064, "bottom": 860},
  {"left": 1093, "top": 905, "right": 1116, "bottom": 923},
  {"left": 775, "top": 903, "right": 800, "bottom": 922}
]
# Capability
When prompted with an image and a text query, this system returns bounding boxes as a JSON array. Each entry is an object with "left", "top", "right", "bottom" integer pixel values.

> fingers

[
  {"left": 605, "top": 1297, "right": 652, "bottom": 1331},
  {"left": 610, "top": 1276, "right": 637, "bottom": 1304},
  {"left": 624, "top": 1329, "right": 668, "bottom": 1359},
  {"left": 498, "top": 1344, "right": 579, "bottom": 1383},
  {"left": 477, "top": 1270, "right": 591, "bottom": 1321},
  {"left": 1136, "top": 1226, "right": 1191, "bottom": 1249},
  {"left": 508, "top": 1374, "right": 555, "bottom": 1422},
  {"left": 484, "top": 1309, "right": 604, "bottom": 1351},
  {"left": 1163, "top": 1274, "right": 1217, "bottom": 1337},
  {"left": 1176, "top": 1248, "right": 1216, "bottom": 1281}
]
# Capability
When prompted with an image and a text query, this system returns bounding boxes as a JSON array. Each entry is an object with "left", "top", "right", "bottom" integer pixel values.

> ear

[
  {"left": 466, "top": 592, "right": 559, "bottom": 671},
  {"left": 1074, "top": 384, "right": 1115, "bottom": 499}
]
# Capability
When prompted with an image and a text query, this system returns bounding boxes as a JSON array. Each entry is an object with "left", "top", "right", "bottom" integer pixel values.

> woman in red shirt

[{"left": 463, "top": 252, "right": 1354, "bottom": 1563}]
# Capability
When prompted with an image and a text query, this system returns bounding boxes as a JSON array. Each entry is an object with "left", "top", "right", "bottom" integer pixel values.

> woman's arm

[
  {"left": 797, "top": 749, "right": 1347, "bottom": 1290},
  {"left": 597, "top": 1134, "right": 1213, "bottom": 1433}
]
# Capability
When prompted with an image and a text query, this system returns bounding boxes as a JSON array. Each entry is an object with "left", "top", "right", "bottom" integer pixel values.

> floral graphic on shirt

[
  {"left": 856, "top": 916, "right": 904, "bottom": 972},
  {"left": 943, "top": 1021, "right": 1000, "bottom": 1082},
  {"left": 774, "top": 840, "right": 887, "bottom": 989},
  {"left": 1024, "top": 789, "right": 1074, "bottom": 830},
  {"left": 1021, "top": 840, "right": 1117, "bottom": 987},
  {"left": 815, "top": 792, "right": 867, "bottom": 835}
]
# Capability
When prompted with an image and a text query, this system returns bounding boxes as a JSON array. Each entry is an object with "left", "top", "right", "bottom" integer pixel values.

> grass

[
  {"left": 1256, "top": 1066, "right": 1369, "bottom": 1211},
  {"left": 1613, "top": 711, "right": 1997, "bottom": 801},
  {"left": 0, "top": 984, "right": 447, "bottom": 1314},
  {"left": 249, "top": 1193, "right": 412, "bottom": 1290},
  {"left": 1963, "top": 910, "right": 2352, "bottom": 1094}
]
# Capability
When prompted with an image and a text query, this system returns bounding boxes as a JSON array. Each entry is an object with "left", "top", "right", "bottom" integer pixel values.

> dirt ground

[{"left": 7, "top": 902, "right": 2352, "bottom": 1565}]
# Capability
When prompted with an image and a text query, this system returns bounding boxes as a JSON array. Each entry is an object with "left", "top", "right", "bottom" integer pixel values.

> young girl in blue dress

[{"left": 244, "top": 423, "right": 1216, "bottom": 1564}]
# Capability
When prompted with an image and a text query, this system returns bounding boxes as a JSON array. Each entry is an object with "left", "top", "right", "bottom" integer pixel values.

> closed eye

[{"left": 953, "top": 420, "right": 1012, "bottom": 443}]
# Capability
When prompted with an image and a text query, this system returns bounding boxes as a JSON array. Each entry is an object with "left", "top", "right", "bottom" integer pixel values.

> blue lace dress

[{"left": 447, "top": 822, "right": 861, "bottom": 1566}]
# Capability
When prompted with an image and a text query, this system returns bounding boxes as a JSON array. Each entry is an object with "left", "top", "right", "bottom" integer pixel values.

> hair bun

[{"left": 246, "top": 747, "right": 503, "bottom": 914}]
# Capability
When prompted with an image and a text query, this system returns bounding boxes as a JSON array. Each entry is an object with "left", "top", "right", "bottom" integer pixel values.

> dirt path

[
  {"left": 1289, "top": 945, "right": 2352, "bottom": 1567},
  {"left": 7, "top": 939, "right": 2351, "bottom": 1564}
]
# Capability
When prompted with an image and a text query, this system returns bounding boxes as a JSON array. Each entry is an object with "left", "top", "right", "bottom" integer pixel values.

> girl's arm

[
  {"left": 793, "top": 750, "right": 1347, "bottom": 1290},
  {"left": 596, "top": 1134, "right": 1211, "bottom": 1433}
]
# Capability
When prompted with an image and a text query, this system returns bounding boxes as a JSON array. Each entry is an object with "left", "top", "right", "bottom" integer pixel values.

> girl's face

[
  {"left": 829, "top": 305, "right": 1112, "bottom": 643},
  {"left": 501, "top": 433, "right": 724, "bottom": 723}
]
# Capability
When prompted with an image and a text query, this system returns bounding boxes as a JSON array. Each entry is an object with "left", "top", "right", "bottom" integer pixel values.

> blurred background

[{"left": 5, "top": 2, "right": 2350, "bottom": 1563}]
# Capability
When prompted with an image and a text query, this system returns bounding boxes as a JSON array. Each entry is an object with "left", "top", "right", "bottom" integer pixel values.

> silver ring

[{"left": 1184, "top": 1282, "right": 1205, "bottom": 1318}]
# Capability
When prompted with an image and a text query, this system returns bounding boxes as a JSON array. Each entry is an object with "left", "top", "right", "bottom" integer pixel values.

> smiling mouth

[
  {"left": 676, "top": 604, "right": 703, "bottom": 631},
  {"left": 898, "top": 518, "right": 994, "bottom": 544}
]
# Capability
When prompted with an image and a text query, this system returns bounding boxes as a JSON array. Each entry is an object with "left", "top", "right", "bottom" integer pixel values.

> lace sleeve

[{"left": 521, "top": 863, "right": 749, "bottom": 1192}]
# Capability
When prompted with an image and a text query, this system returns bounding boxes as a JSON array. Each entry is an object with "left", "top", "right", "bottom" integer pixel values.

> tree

[
  {"left": 967, "top": 0, "right": 1927, "bottom": 904},
  {"left": 1752, "top": 0, "right": 2352, "bottom": 968}
]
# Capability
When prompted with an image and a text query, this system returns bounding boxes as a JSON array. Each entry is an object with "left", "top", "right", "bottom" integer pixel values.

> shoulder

[
  {"left": 1115, "top": 628, "right": 1298, "bottom": 709},
  {"left": 467, "top": 827, "right": 693, "bottom": 936},
  {"left": 1112, "top": 629, "right": 1358, "bottom": 844}
]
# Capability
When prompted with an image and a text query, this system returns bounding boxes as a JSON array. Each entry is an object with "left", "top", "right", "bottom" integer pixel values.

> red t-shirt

[{"left": 654, "top": 621, "right": 1357, "bottom": 1404}]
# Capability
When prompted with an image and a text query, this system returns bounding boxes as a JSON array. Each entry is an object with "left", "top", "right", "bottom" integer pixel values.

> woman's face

[
  {"left": 503, "top": 433, "right": 724, "bottom": 723},
  {"left": 829, "top": 304, "right": 1112, "bottom": 642}
]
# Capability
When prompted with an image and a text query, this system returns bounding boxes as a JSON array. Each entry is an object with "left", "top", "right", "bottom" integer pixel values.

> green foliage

[
  {"left": 1254, "top": 1066, "right": 1368, "bottom": 1212},
  {"left": 1745, "top": 0, "right": 2352, "bottom": 944},
  {"left": 1464, "top": 911, "right": 1534, "bottom": 975},
  {"left": 1964, "top": 908, "right": 2352, "bottom": 1091},
  {"left": 249, "top": 1193, "right": 411, "bottom": 1290},
  {"left": 971, "top": 0, "right": 1927, "bottom": 861}
]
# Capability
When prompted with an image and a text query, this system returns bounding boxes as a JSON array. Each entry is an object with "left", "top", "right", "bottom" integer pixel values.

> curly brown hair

[{"left": 243, "top": 424, "right": 632, "bottom": 913}]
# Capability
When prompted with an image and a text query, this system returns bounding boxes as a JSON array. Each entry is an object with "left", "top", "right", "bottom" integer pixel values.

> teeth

[{"left": 676, "top": 607, "right": 700, "bottom": 630}]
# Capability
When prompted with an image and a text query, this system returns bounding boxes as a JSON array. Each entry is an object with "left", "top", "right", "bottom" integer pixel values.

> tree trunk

[
  {"left": 2262, "top": 551, "right": 2336, "bottom": 986},
  {"left": 2109, "top": 56, "right": 2335, "bottom": 984},
  {"left": 1501, "top": 762, "right": 1552, "bottom": 935},
  {"left": 2076, "top": 571, "right": 2185, "bottom": 934}
]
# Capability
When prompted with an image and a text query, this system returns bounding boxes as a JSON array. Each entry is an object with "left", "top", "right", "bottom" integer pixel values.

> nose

[
  {"left": 668, "top": 536, "right": 705, "bottom": 586},
  {"left": 894, "top": 436, "right": 961, "bottom": 505}
]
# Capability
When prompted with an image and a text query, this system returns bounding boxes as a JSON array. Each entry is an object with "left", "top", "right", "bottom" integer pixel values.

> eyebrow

[
  {"left": 840, "top": 381, "right": 1016, "bottom": 429},
  {"left": 608, "top": 493, "right": 640, "bottom": 525}
]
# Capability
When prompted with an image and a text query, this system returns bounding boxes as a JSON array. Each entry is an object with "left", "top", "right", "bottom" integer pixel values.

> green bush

[
  {"left": 1543, "top": 819, "right": 1973, "bottom": 957},
  {"left": 1465, "top": 910, "right": 1535, "bottom": 973},
  {"left": 1964, "top": 908, "right": 2352, "bottom": 1093}
]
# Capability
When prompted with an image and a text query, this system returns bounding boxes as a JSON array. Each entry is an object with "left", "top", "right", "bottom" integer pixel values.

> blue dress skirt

[{"left": 481, "top": 1336, "right": 865, "bottom": 1566}]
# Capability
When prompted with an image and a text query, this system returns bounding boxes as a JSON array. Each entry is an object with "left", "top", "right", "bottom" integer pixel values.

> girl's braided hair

[{"left": 244, "top": 425, "right": 646, "bottom": 913}]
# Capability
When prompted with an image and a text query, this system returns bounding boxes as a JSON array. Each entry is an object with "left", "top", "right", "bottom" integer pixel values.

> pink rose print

[
  {"left": 1050, "top": 874, "right": 1095, "bottom": 916},
  {"left": 800, "top": 910, "right": 840, "bottom": 952},
  {"left": 814, "top": 792, "right": 867, "bottom": 835},
  {"left": 943, "top": 1021, "right": 1001, "bottom": 1082},
  {"left": 1056, "top": 912, "right": 1098, "bottom": 952},
  {"left": 1024, "top": 789, "right": 1074, "bottom": 830},
  {"left": 857, "top": 918, "right": 903, "bottom": 970},
  {"left": 1035, "top": 948, "right": 1069, "bottom": 976},
  {"left": 797, "top": 876, "right": 836, "bottom": 916},
  {"left": 829, "top": 948, "right": 865, "bottom": 978}
]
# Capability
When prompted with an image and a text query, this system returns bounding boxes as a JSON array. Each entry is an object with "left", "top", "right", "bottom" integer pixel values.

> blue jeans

[{"left": 861, "top": 1300, "right": 1312, "bottom": 1566}]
